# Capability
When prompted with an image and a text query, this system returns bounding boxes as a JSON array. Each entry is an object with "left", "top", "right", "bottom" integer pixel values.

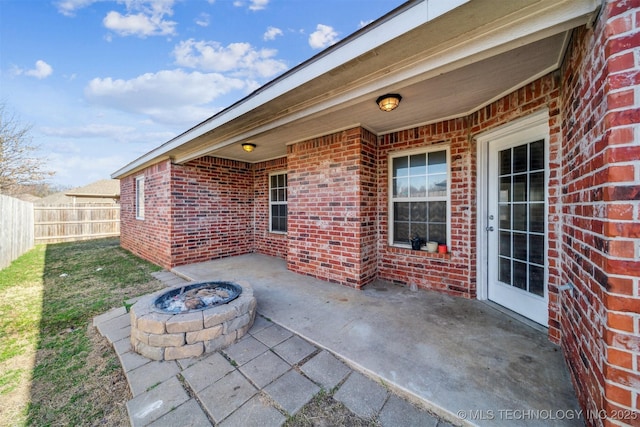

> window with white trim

[
  {"left": 389, "top": 147, "right": 450, "bottom": 247},
  {"left": 269, "top": 172, "right": 287, "bottom": 233},
  {"left": 135, "top": 176, "right": 145, "bottom": 220}
]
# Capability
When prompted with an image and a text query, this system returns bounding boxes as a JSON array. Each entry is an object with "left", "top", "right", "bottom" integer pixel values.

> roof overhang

[
  {"left": 112, "top": 0, "right": 600, "bottom": 179},
  {"left": 65, "top": 193, "right": 120, "bottom": 198}
]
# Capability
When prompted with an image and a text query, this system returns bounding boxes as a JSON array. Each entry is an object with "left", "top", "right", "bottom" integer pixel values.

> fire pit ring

[
  {"left": 154, "top": 281, "right": 242, "bottom": 313},
  {"left": 129, "top": 280, "right": 256, "bottom": 361}
]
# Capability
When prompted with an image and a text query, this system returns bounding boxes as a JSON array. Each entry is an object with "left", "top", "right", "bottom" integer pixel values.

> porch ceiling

[
  {"left": 205, "top": 33, "right": 568, "bottom": 164},
  {"left": 112, "top": 0, "right": 599, "bottom": 178}
]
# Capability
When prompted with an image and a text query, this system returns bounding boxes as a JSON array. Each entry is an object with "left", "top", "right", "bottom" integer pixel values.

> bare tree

[{"left": 0, "top": 104, "right": 54, "bottom": 195}]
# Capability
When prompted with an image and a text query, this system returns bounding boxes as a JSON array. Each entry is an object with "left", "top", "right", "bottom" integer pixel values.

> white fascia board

[{"left": 111, "top": 0, "right": 469, "bottom": 178}]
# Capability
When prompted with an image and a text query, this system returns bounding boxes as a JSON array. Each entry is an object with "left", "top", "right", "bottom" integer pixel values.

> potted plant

[{"left": 410, "top": 234, "right": 424, "bottom": 250}]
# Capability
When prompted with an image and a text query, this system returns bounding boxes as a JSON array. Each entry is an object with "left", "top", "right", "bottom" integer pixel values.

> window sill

[{"left": 387, "top": 245, "right": 451, "bottom": 259}]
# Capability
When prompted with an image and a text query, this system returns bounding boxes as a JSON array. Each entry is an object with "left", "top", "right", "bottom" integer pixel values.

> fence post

[{"left": 0, "top": 194, "right": 35, "bottom": 270}]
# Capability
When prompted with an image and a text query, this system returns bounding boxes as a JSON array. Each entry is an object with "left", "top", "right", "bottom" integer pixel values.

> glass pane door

[
  {"left": 497, "top": 140, "right": 545, "bottom": 297},
  {"left": 487, "top": 133, "right": 548, "bottom": 327}
]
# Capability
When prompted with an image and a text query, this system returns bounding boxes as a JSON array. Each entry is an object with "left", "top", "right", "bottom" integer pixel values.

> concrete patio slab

[
  {"left": 334, "top": 371, "right": 389, "bottom": 418},
  {"left": 272, "top": 335, "right": 317, "bottom": 365},
  {"left": 119, "top": 350, "right": 151, "bottom": 373},
  {"left": 222, "top": 335, "right": 269, "bottom": 366},
  {"left": 218, "top": 394, "right": 286, "bottom": 427},
  {"left": 151, "top": 271, "right": 188, "bottom": 287},
  {"left": 300, "top": 350, "right": 351, "bottom": 390},
  {"left": 251, "top": 324, "right": 293, "bottom": 348},
  {"left": 126, "top": 376, "right": 189, "bottom": 427},
  {"left": 196, "top": 370, "right": 258, "bottom": 423},
  {"left": 378, "top": 394, "right": 441, "bottom": 427},
  {"left": 95, "top": 271, "right": 460, "bottom": 427},
  {"left": 182, "top": 352, "right": 236, "bottom": 393},
  {"left": 249, "top": 313, "right": 274, "bottom": 333},
  {"left": 147, "top": 399, "right": 211, "bottom": 427},
  {"left": 113, "top": 336, "right": 132, "bottom": 355},
  {"left": 239, "top": 350, "right": 290, "bottom": 388},
  {"left": 97, "top": 312, "right": 131, "bottom": 343},
  {"left": 264, "top": 369, "right": 320, "bottom": 415},
  {"left": 93, "top": 306, "right": 126, "bottom": 327},
  {"left": 173, "top": 253, "right": 582, "bottom": 426},
  {"left": 126, "top": 360, "right": 180, "bottom": 397}
]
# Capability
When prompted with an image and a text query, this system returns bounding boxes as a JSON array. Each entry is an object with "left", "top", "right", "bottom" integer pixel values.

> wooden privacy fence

[
  {"left": 34, "top": 203, "right": 120, "bottom": 244},
  {"left": 0, "top": 194, "right": 35, "bottom": 269}
]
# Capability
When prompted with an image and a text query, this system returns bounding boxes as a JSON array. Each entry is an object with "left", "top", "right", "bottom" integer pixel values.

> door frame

[{"left": 476, "top": 109, "right": 549, "bottom": 314}]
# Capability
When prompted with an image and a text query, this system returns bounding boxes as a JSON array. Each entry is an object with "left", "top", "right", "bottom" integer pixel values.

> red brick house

[{"left": 113, "top": 0, "right": 640, "bottom": 424}]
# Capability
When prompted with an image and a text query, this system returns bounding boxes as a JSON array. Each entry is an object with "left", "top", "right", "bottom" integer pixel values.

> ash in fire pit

[{"left": 155, "top": 282, "right": 241, "bottom": 313}]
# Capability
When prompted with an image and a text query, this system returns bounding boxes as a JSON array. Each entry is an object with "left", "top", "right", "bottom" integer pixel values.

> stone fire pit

[{"left": 129, "top": 281, "right": 256, "bottom": 361}]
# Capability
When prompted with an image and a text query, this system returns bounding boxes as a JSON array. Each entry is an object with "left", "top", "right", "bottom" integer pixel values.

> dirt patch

[
  {"left": 284, "top": 391, "right": 380, "bottom": 427},
  {"left": 26, "top": 324, "right": 131, "bottom": 427},
  {"left": 83, "top": 324, "right": 130, "bottom": 426},
  {"left": 0, "top": 352, "right": 34, "bottom": 424}
]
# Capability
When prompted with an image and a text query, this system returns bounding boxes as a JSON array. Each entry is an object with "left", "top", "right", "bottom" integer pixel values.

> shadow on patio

[{"left": 173, "top": 253, "right": 583, "bottom": 426}]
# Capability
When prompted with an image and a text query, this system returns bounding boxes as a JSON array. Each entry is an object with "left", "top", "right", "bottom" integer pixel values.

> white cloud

[
  {"left": 195, "top": 12, "right": 210, "bottom": 27},
  {"left": 55, "top": 0, "right": 98, "bottom": 17},
  {"left": 103, "top": 0, "right": 177, "bottom": 38},
  {"left": 173, "top": 39, "right": 287, "bottom": 78},
  {"left": 263, "top": 26, "right": 283, "bottom": 41},
  {"left": 104, "top": 11, "right": 158, "bottom": 36},
  {"left": 309, "top": 24, "right": 338, "bottom": 49},
  {"left": 37, "top": 123, "right": 180, "bottom": 186},
  {"left": 24, "top": 60, "right": 53, "bottom": 79},
  {"left": 84, "top": 69, "right": 247, "bottom": 125},
  {"left": 45, "top": 151, "right": 129, "bottom": 186},
  {"left": 41, "top": 124, "right": 176, "bottom": 147},
  {"left": 233, "top": 0, "right": 269, "bottom": 11},
  {"left": 103, "top": 12, "right": 176, "bottom": 37},
  {"left": 41, "top": 124, "right": 136, "bottom": 139},
  {"left": 248, "top": 0, "right": 269, "bottom": 11}
]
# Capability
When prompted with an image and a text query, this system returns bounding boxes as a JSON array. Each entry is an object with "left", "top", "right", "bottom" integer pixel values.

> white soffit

[{"left": 112, "top": 0, "right": 599, "bottom": 177}]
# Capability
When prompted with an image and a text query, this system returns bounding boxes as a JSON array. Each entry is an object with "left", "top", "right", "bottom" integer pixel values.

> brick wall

[
  {"left": 378, "top": 119, "right": 475, "bottom": 297},
  {"left": 253, "top": 157, "right": 288, "bottom": 259},
  {"left": 287, "top": 127, "right": 376, "bottom": 288},
  {"left": 120, "top": 157, "right": 255, "bottom": 269},
  {"left": 360, "top": 128, "right": 379, "bottom": 285},
  {"left": 120, "top": 160, "right": 173, "bottom": 268},
  {"left": 377, "top": 73, "right": 561, "bottom": 305},
  {"left": 170, "top": 157, "right": 253, "bottom": 266},
  {"left": 559, "top": 2, "right": 640, "bottom": 424}
]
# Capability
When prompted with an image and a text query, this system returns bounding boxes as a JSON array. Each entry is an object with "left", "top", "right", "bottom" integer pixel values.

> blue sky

[{"left": 0, "top": 0, "right": 405, "bottom": 189}]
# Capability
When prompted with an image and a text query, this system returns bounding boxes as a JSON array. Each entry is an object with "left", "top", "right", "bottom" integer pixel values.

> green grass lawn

[{"left": 0, "top": 238, "right": 164, "bottom": 426}]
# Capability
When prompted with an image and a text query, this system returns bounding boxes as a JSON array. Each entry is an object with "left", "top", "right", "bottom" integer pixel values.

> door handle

[{"left": 486, "top": 226, "right": 494, "bottom": 232}]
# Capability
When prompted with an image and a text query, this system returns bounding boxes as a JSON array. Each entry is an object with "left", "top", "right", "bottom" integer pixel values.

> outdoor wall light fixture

[
  {"left": 376, "top": 93, "right": 402, "bottom": 112},
  {"left": 242, "top": 143, "right": 256, "bottom": 153}
]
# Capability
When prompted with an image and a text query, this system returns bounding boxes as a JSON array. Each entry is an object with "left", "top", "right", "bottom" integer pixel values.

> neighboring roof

[
  {"left": 65, "top": 179, "right": 120, "bottom": 199},
  {"left": 37, "top": 192, "right": 74, "bottom": 205},
  {"left": 112, "top": 0, "right": 600, "bottom": 180},
  {"left": 15, "top": 194, "right": 41, "bottom": 203},
  {"left": 37, "top": 179, "right": 120, "bottom": 205}
]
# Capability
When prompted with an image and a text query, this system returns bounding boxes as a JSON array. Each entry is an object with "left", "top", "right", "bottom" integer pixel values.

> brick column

[{"left": 287, "top": 127, "right": 377, "bottom": 288}]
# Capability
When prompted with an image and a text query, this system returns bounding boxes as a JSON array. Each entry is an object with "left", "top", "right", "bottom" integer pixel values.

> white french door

[{"left": 485, "top": 123, "right": 549, "bottom": 326}]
